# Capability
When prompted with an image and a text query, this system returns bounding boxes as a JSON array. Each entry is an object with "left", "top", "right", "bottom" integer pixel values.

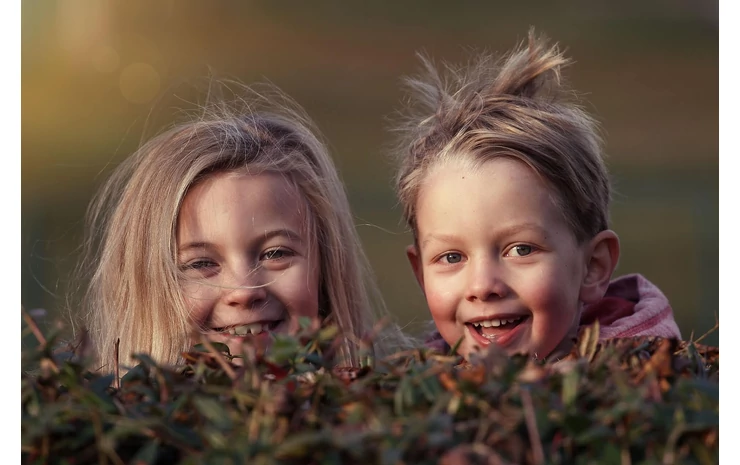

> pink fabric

[
  {"left": 581, "top": 273, "right": 681, "bottom": 340},
  {"left": 424, "top": 273, "right": 682, "bottom": 353}
]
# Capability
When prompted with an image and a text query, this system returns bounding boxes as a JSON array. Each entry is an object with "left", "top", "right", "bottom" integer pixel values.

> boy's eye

[
  {"left": 440, "top": 252, "right": 463, "bottom": 264},
  {"left": 506, "top": 244, "right": 533, "bottom": 257}
]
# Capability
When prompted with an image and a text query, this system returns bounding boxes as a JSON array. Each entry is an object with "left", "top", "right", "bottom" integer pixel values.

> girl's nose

[
  {"left": 222, "top": 267, "right": 268, "bottom": 309},
  {"left": 465, "top": 256, "right": 509, "bottom": 302}
]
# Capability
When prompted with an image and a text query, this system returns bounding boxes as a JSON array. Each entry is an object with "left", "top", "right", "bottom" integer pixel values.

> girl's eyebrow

[
  {"left": 177, "top": 241, "right": 213, "bottom": 255},
  {"left": 177, "top": 229, "right": 305, "bottom": 254},
  {"left": 260, "top": 228, "right": 304, "bottom": 243}
]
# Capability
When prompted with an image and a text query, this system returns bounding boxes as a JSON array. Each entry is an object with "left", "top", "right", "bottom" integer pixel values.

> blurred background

[{"left": 22, "top": 1, "right": 718, "bottom": 348}]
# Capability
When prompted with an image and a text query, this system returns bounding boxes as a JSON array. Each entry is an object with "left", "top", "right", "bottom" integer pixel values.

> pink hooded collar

[
  {"left": 424, "top": 273, "right": 682, "bottom": 353},
  {"left": 580, "top": 273, "right": 681, "bottom": 340}
]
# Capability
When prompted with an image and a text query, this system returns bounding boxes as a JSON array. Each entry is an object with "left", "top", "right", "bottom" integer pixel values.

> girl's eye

[
  {"left": 180, "top": 259, "right": 217, "bottom": 271},
  {"left": 506, "top": 244, "right": 534, "bottom": 257},
  {"left": 261, "top": 248, "right": 294, "bottom": 261},
  {"left": 440, "top": 252, "right": 463, "bottom": 264}
]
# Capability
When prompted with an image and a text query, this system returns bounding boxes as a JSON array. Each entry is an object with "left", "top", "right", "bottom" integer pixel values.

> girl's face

[
  {"left": 176, "top": 171, "right": 320, "bottom": 356},
  {"left": 407, "top": 157, "right": 593, "bottom": 361}
]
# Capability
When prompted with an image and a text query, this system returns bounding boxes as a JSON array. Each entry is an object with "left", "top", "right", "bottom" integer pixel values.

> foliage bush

[{"left": 22, "top": 313, "right": 718, "bottom": 465}]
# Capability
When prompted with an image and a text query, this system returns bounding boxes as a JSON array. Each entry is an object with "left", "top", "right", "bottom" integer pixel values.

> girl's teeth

[{"left": 229, "top": 323, "right": 266, "bottom": 336}]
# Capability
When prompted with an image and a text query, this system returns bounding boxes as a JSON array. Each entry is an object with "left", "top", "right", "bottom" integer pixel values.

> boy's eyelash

[
  {"left": 504, "top": 243, "right": 537, "bottom": 257},
  {"left": 430, "top": 244, "right": 538, "bottom": 264},
  {"left": 434, "top": 252, "right": 464, "bottom": 264}
]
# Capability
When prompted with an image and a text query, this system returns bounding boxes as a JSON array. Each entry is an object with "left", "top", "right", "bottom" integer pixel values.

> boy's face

[
  {"left": 176, "top": 171, "right": 321, "bottom": 357},
  {"left": 407, "top": 157, "right": 592, "bottom": 360}
]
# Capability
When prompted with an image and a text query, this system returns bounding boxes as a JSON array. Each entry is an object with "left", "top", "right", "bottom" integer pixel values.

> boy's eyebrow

[
  {"left": 177, "top": 228, "right": 305, "bottom": 253},
  {"left": 496, "top": 222, "right": 549, "bottom": 238},
  {"left": 421, "top": 233, "right": 460, "bottom": 248},
  {"left": 420, "top": 222, "right": 549, "bottom": 249}
]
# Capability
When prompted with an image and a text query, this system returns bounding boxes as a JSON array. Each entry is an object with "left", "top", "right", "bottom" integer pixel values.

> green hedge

[{"left": 22, "top": 319, "right": 718, "bottom": 465}]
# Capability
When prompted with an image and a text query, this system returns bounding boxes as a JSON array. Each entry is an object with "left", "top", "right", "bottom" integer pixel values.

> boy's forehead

[
  {"left": 415, "top": 157, "right": 572, "bottom": 239},
  {"left": 420, "top": 156, "right": 550, "bottom": 202},
  {"left": 426, "top": 155, "right": 537, "bottom": 180}
]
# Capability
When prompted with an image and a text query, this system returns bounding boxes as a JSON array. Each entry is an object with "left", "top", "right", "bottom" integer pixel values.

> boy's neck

[{"left": 545, "top": 322, "right": 580, "bottom": 362}]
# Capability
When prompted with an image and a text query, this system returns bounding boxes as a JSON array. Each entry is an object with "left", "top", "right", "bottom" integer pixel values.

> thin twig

[
  {"left": 114, "top": 338, "right": 120, "bottom": 390},
  {"left": 693, "top": 319, "right": 719, "bottom": 346},
  {"left": 521, "top": 388, "right": 545, "bottom": 465},
  {"left": 199, "top": 336, "right": 238, "bottom": 380},
  {"left": 22, "top": 307, "right": 47, "bottom": 346}
]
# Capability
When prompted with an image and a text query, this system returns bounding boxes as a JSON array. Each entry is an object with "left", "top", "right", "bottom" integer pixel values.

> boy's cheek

[
  {"left": 424, "top": 285, "right": 466, "bottom": 348},
  {"left": 423, "top": 284, "right": 457, "bottom": 319}
]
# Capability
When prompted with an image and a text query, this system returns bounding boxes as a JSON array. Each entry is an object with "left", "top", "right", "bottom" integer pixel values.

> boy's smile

[{"left": 407, "top": 157, "right": 596, "bottom": 360}]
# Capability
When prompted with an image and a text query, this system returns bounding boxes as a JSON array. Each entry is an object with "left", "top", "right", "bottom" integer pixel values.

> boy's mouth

[{"left": 466, "top": 315, "right": 529, "bottom": 346}]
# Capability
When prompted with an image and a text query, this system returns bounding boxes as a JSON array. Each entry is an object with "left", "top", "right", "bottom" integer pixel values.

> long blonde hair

[{"left": 76, "top": 83, "right": 412, "bottom": 371}]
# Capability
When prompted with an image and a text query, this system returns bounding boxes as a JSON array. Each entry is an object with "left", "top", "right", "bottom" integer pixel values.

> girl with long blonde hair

[{"left": 75, "top": 84, "right": 412, "bottom": 371}]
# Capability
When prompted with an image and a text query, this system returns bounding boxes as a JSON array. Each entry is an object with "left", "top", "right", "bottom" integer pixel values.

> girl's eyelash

[
  {"left": 261, "top": 247, "right": 295, "bottom": 261},
  {"left": 180, "top": 259, "right": 216, "bottom": 270},
  {"left": 178, "top": 248, "right": 295, "bottom": 271}
]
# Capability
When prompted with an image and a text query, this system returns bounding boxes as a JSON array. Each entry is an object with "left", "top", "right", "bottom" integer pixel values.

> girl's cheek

[{"left": 181, "top": 283, "right": 220, "bottom": 319}]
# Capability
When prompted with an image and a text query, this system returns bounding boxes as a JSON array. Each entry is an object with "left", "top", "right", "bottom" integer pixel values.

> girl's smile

[{"left": 176, "top": 171, "right": 321, "bottom": 357}]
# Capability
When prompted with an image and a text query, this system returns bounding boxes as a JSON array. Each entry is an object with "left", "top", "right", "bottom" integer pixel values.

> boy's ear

[
  {"left": 405, "top": 244, "right": 425, "bottom": 291},
  {"left": 579, "top": 230, "right": 620, "bottom": 304}
]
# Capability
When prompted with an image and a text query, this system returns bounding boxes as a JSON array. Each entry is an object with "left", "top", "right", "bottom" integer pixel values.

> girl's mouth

[
  {"left": 212, "top": 320, "right": 283, "bottom": 337},
  {"left": 466, "top": 315, "right": 529, "bottom": 347}
]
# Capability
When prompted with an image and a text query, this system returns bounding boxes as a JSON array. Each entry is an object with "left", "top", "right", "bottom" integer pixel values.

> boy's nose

[
  {"left": 465, "top": 258, "right": 509, "bottom": 302},
  {"left": 222, "top": 267, "right": 268, "bottom": 309}
]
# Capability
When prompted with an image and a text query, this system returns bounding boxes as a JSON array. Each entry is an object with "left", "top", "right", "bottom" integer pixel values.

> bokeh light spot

[{"left": 91, "top": 45, "right": 120, "bottom": 73}]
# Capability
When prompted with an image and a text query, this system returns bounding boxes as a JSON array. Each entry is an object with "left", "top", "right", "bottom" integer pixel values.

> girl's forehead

[
  {"left": 192, "top": 170, "right": 303, "bottom": 206},
  {"left": 178, "top": 170, "right": 314, "bottom": 235}
]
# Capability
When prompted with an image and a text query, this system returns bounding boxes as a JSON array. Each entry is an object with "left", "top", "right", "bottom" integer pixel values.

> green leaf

[{"left": 193, "top": 396, "right": 233, "bottom": 430}]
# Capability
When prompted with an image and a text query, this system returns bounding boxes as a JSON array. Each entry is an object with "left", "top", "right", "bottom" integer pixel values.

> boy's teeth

[
  {"left": 229, "top": 323, "right": 266, "bottom": 336},
  {"left": 474, "top": 316, "right": 524, "bottom": 328}
]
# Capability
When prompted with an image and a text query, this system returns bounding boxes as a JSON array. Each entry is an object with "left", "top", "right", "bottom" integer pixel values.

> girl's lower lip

[{"left": 465, "top": 317, "right": 529, "bottom": 349}]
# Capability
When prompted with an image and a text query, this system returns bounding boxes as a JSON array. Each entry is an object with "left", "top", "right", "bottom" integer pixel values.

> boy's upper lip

[{"left": 465, "top": 312, "right": 530, "bottom": 324}]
